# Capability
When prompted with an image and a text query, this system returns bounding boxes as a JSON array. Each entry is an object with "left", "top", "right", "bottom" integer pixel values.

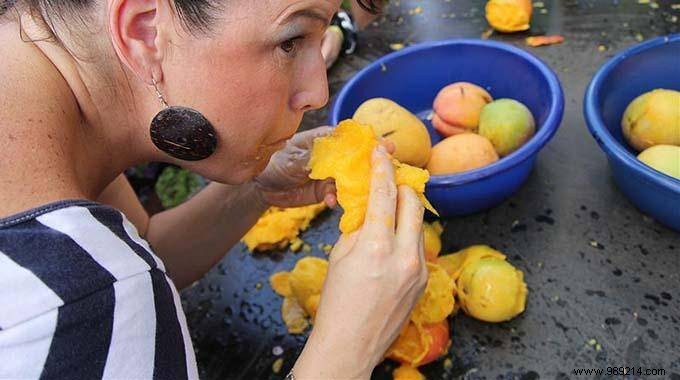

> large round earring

[{"left": 149, "top": 78, "right": 218, "bottom": 161}]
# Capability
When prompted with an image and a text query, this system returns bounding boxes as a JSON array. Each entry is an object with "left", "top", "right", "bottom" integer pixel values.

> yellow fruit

[
  {"left": 424, "top": 221, "right": 444, "bottom": 262},
  {"left": 638, "top": 145, "right": 680, "bottom": 179},
  {"left": 353, "top": 98, "right": 432, "bottom": 168},
  {"left": 622, "top": 89, "right": 680, "bottom": 151},
  {"left": 427, "top": 133, "right": 500, "bottom": 175},
  {"left": 309, "top": 119, "right": 437, "bottom": 234},
  {"left": 485, "top": 0, "right": 533, "bottom": 33},
  {"left": 457, "top": 257, "right": 527, "bottom": 322},
  {"left": 437, "top": 245, "right": 506, "bottom": 280},
  {"left": 433, "top": 82, "right": 494, "bottom": 135},
  {"left": 242, "top": 203, "right": 327, "bottom": 251},
  {"left": 411, "top": 263, "right": 456, "bottom": 325},
  {"left": 269, "top": 272, "right": 293, "bottom": 297},
  {"left": 281, "top": 297, "right": 310, "bottom": 334},
  {"left": 393, "top": 365, "right": 425, "bottom": 380},
  {"left": 288, "top": 257, "right": 328, "bottom": 317},
  {"left": 478, "top": 99, "right": 536, "bottom": 157}
]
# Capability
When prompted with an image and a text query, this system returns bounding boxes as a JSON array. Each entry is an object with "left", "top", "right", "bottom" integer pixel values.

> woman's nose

[{"left": 292, "top": 53, "right": 329, "bottom": 112}]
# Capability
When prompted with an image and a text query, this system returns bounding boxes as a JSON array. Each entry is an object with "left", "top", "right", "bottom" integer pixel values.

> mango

[
  {"left": 478, "top": 99, "right": 536, "bottom": 157},
  {"left": 638, "top": 145, "right": 680, "bottom": 180},
  {"left": 457, "top": 257, "right": 527, "bottom": 323},
  {"left": 242, "top": 203, "right": 326, "bottom": 252},
  {"left": 432, "top": 82, "right": 493, "bottom": 136},
  {"left": 426, "top": 133, "right": 499, "bottom": 175},
  {"left": 485, "top": 0, "right": 533, "bottom": 33},
  {"left": 622, "top": 89, "right": 680, "bottom": 151},
  {"left": 309, "top": 119, "right": 437, "bottom": 234},
  {"left": 423, "top": 221, "right": 444, "bottom": 262},
  {"left": 353, "top": 98, "right": 432, "bottom": 168},
  {"left": 393, "top": 365, "right": 425, "bottom": 380}
]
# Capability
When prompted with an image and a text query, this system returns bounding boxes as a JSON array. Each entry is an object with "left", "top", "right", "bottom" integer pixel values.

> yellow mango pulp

[
  {"left": 309, "top": 119, "right": 437, "bottom": 234},
  {"left": 242, "top": 203, "right": 326, "bottom": 251}
]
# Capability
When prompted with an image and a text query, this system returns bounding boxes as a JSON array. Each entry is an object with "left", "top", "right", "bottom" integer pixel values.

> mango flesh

[
  {"left": 309, "top": 119, "right": 437, "bottom": 234},
  {"left": 426, "top": 133, "right": 499, "bottom": 175},
  {"left": 457, "top": 257, "right": 527, "bottom": 323},
  {"left": 288, "top": 257, "right": 328, "bottom": 317},
  {"left": 478, "top": 99, "right": 536, "bottom": 157},
  {"left": 485, "top": 0, "right": 533, "bottom": 33},
  {"left": 353, "top": 98, "right": 433, "bottom": 168},
  {"left": 242, "top": 203, "right": 326, "bottom": 252},
  {"left": 622, "top": 89, "right": 680, "bottom": 151},
  {"left": 393, "top": 365, "right": 425, "bottom": 380},
  {"left": 423, "top": 221, "right": 444, "bottom": 262},
  {"left": 638, "top": 145, "right": 680, "bottom": 179},
  {"left": 432, "top": 82, "right": 493, "bottom": 136}
]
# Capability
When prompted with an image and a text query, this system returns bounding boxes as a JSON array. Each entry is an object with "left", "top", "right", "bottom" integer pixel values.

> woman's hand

[
  {"left": 253, "top": 127, "right": 337, "bottom": 209},
  {"left": 321, "top": 26, "right": 344, "bottom": 69},
  {"left": 293, "top": 146, "right": 428, "bottom": 380}
]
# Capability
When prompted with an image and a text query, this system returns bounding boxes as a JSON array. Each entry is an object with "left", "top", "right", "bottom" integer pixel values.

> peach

[
  {"left": 426, "top": 134, "right": 499, "bottom": 175},
  {"left": 432, "top": 82, "right": 493, "bottom": 136}
]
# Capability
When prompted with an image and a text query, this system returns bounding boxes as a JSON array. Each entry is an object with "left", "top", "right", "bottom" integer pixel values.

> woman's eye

[{"left": 280, "top": 37, "right": 302, "bottom": 54}]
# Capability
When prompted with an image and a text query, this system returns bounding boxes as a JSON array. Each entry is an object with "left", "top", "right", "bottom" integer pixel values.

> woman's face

[{"left": 160, "top": 0, "right": 340, "bottom": 184}]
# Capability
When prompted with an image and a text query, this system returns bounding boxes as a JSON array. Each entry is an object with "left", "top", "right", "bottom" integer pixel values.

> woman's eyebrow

[{"left": 279, "top": 8, "right": 331, "bottom": 26}]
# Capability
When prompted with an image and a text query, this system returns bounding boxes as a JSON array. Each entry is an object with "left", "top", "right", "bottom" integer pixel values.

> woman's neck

[{"left": 0, "top": 19, "right": 159, "bottom": 216}]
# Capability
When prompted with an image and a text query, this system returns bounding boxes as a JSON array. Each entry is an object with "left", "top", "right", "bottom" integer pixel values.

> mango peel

[
  {"left": 309, "top": 119, "right": 437, "bottom": 234},
  {"left": 423, "top": 221, "right": 444, "bottom": 262}
]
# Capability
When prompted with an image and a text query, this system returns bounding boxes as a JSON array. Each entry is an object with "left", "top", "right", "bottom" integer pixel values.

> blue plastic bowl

[
  {"left": 584, "top": 34, "right": 680, "bottom": 231},
  {"left": 330, "top": 39, "right": 564, "bottom": 217}
]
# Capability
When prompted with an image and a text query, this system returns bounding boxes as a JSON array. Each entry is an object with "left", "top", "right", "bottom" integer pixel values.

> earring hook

[{"left": 152, "top": 77, "right": 169, "bottom": 108}]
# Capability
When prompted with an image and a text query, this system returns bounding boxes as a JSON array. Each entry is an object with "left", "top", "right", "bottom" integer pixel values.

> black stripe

[
  {"left": 88, "top": 206, "right": 158, "bottom": 269},
  {"left": 151, "top": 269, "right": 188, "bottom": 380},
  {"left": 40, "top": 286, "right": 115, "bottom": 380},
  {"left": 0, "top": 219, "right": 116, "bottom": 303}
]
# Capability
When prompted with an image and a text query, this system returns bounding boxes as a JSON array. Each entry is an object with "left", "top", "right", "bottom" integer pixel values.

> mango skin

[
  {"left": 353, "top": 98, "right": 432, "bottom": 168},
  {"left": 478, "top": 99, "right": 536, "bottom": 157},
  {"left": 432, "top": 82, "right": 493, "bottom": 136},
  {"left": 637, "top": 145, "right": 680, "bottom": 180},
  {"left": 457, "top": 257, "right": 527, "bottom": 323},
  {"left": 426, "top": 133, "right": 499, "bottom": 175},
  {"left": 622, "top": 89, "right": 680, "bottom": 152}
]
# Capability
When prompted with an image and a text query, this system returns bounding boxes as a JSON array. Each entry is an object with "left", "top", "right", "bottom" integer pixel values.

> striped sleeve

[{"left": 0, "top": 204, "right": 198, "bottom": 380}]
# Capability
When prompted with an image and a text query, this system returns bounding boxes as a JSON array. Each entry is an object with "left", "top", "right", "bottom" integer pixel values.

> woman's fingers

[
  {"left": 329, "top": 231, "right": 359, "bottom": 263},
  {"left": 358, "top": 146, "right": 397, "bottom": 246},
  {"left": 395, "top": 185, "right": 424, "bottom": 257}
]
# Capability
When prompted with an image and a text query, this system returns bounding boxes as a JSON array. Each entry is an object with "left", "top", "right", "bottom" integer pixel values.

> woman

[{"left": 0, "top": 0, "right": 427, "bottom": 379}]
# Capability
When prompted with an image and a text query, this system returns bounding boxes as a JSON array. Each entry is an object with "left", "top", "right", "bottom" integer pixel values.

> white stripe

[
  {"left": 121, "top": 215, "right": 166, "bottom": 272},
  {"left": 37, "top": 207, "right": 150, "bottom": 281},
  {"left": 102, "top": 272, "right": 157, "bottom": 380},
  {"left": 0, "top": 308, "right": 58, "bottom": 379},
  {"left": 0, "top": 251, "right": 63, "bottom": 329},
  {"left": 166, "top": 276, "right": 199, "bottom": 380}
]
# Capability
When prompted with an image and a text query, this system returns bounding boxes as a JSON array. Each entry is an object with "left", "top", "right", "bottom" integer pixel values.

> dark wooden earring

[{"left": 149, "top": 78, "right": 218, "bottom": 161}]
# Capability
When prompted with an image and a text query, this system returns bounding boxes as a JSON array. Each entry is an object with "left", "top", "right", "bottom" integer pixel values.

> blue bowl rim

[
  {"left": 330, "top": 38, "right": 565, "bottom": 187},
  {"left": 584, "top": 33, "right": 680, "bottom": 191}
]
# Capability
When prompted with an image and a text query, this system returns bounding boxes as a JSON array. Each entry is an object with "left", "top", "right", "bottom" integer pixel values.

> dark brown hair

[{"left": 2, "top": 0, "right": 382, "bottom": 38}]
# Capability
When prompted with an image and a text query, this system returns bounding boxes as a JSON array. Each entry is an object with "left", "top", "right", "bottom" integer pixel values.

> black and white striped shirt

[{"left": 0, "top": 200, "right": 198, "bottom": 379}]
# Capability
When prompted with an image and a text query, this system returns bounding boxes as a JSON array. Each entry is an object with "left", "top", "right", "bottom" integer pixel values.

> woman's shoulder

[{"left": 0, "top": 200, "right": 166, "bottom": 328}]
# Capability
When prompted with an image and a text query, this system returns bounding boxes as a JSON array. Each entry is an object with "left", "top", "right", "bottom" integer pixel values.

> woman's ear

[{"left": 108, "top": 0, "right": 166, "bottom": 84}]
